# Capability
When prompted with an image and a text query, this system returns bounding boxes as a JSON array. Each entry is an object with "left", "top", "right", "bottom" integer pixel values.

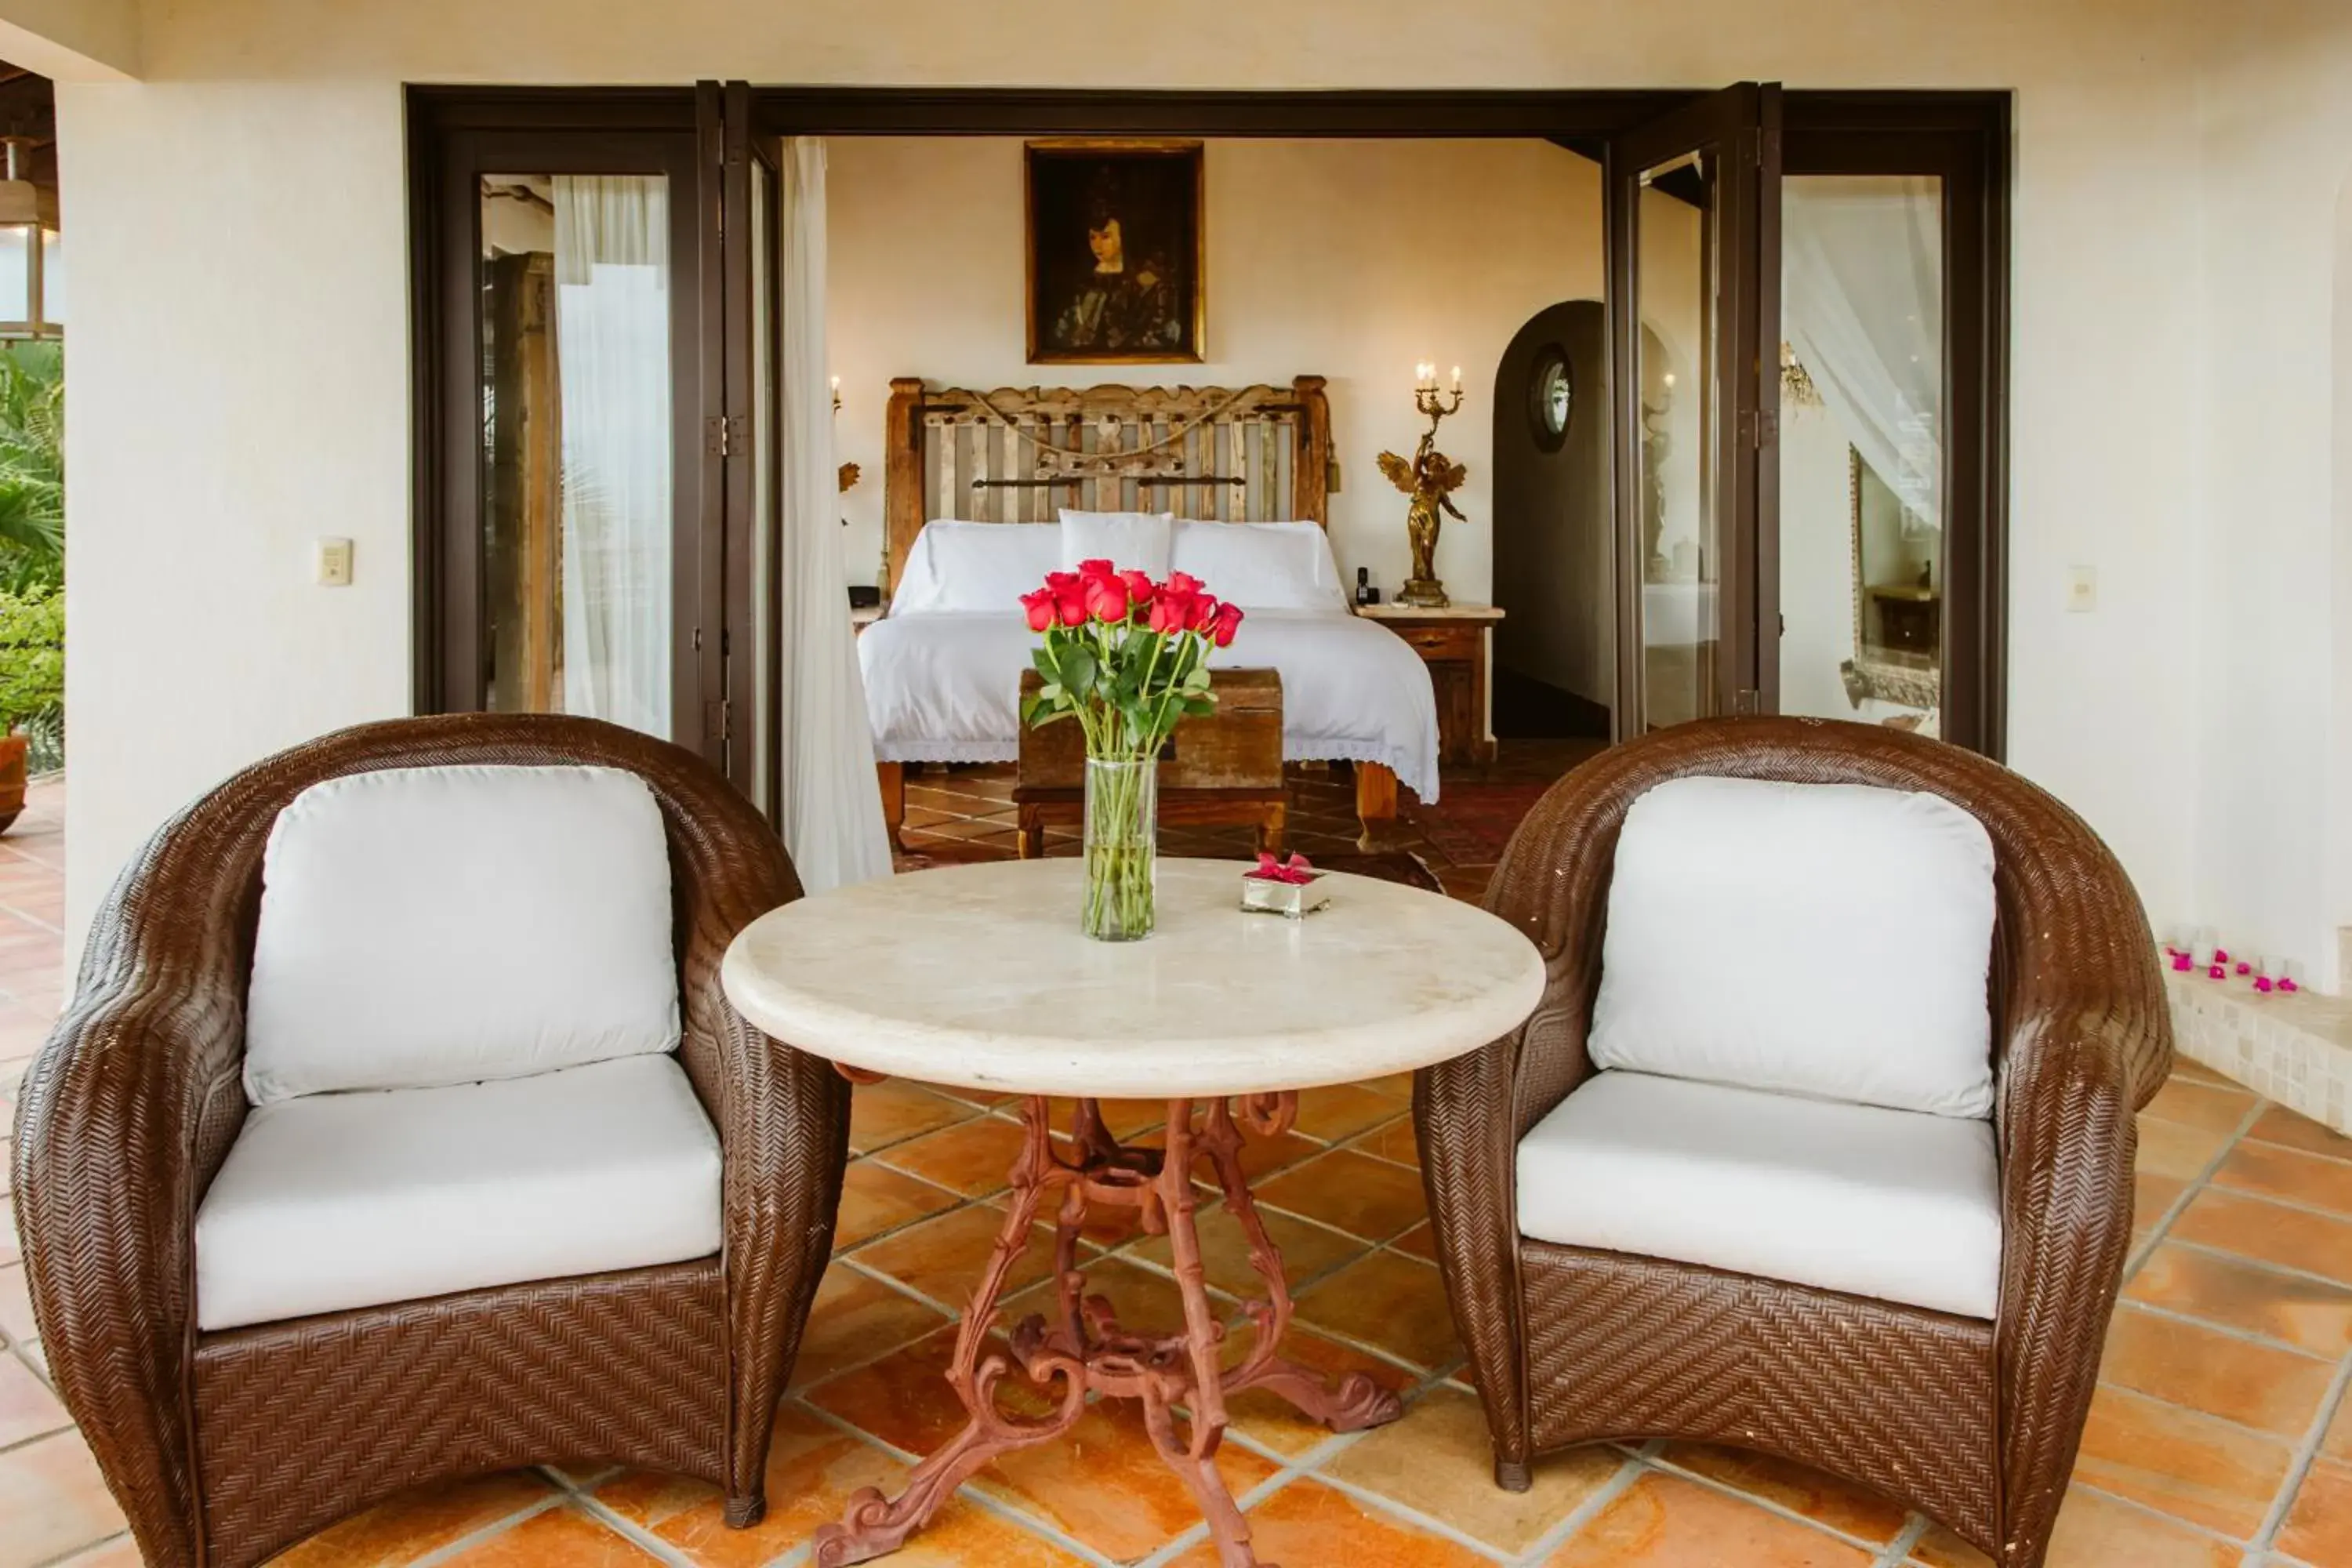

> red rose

[
  {"left": 1210, "top": 601, "right": 1244, "bottom": 648},
  {"left": 1166, "top": 570, "right": 1205, "bottom": 597},
  {"left": 1149, "top": 586, "right": 1200, "bottom": 634},
  {"left": 1054, "top": 583, "right": 1089, "bottom": 626},
  {"left": 1186, "top": 593, "right": 1221, "bottom": 633},
  {"left": 1076, "top": 557, "right": 1117, "bottom": 581},
  {"left": 1018, "top": 587, "right": 1056, "bottom": 633},
  {"left": 1120, "top": 569, "right": 1158, "bottom": 607},
  {"left": 1084, "top": 573, "right": 1131, "bottom": 623}
]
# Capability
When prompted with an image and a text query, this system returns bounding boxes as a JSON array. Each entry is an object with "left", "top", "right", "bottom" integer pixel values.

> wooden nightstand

[{"left": 1355, "top": 602, "right": 1504, "bottom": 765}]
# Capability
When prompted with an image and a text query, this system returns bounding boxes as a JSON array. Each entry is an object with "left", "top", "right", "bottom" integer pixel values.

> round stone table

[{"left": 722, "top": 857, "right": 1546, "bottom": 1568}]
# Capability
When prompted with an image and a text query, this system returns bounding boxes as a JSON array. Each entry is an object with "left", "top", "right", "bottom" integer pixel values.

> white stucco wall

[
  {"left": 828, "top": 136, "right": 1602, "bottom": 602},
  {"left": 26, "top": 0, "right": 2348, "bottom": 985}
]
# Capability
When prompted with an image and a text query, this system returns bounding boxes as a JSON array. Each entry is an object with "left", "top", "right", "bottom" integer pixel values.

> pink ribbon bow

[{"left": 1249, "top": 851, "right": 1316, "bottom": 885}]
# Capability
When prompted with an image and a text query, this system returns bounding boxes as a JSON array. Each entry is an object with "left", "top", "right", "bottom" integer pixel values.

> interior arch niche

[{"left": 1488, "top": 302, "right": 1676, "bottom": 739}]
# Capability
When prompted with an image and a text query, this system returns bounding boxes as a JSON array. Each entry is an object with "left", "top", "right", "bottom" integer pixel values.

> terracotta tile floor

[{"left": 9, "top": 762, "right": 2352, "bottom": 1564}]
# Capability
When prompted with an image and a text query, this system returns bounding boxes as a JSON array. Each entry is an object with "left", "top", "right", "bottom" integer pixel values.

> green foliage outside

[
  {"left": 0, "top": 343, "right": 64, "bottom": 768},
  {"left": 0, "top": 584, "right": 60, "bottom": 742}
]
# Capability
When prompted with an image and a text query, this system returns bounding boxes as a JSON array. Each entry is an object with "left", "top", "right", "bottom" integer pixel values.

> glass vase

[{"left": 1081, "top": 757, "right": 1158, "bottom": 941}]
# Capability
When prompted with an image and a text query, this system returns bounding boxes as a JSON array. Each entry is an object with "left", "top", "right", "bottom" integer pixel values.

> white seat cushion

[
  {"left": 1516, "top": 1069, "right": 2001, "bottom": 1319},
  {"left": 244, "top": 763, "right": 682, "bottom": 1105},
  {"left": 1589, "top": 775, "right": 1997, "bottom": 1118},
  {"left": 194, "top": 1054, "right": 721, "bottom": 1331}
]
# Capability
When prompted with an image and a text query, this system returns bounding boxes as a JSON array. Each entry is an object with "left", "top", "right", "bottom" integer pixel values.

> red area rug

[{"left": 1407, "top": 781, "right": 1555, "bottom": 868}]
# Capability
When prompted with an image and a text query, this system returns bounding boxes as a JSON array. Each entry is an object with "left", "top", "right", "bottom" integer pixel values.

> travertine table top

[{"left": 720, "top": 857, "right": 1546, "bottom": 1099}]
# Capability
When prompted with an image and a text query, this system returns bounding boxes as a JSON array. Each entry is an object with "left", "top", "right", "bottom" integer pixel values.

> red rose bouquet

[{"left": 1018, "top": 559, "right": 1243, "bottom": 939}]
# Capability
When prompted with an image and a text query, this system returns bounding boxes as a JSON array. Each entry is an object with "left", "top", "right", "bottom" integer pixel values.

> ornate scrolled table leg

[{"left": 812, "top": 1089, "right": 1403, "bottom": 1568}]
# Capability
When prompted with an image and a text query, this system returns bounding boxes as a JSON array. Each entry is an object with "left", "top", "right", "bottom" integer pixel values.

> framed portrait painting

[{"left": 1025, "top": 140, "right": 1204, "bottom": 364}]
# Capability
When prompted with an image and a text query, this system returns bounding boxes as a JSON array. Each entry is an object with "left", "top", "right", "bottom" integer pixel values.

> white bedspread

[{"left": 860, "top": 609, "right": 1443, "bottom": 802}]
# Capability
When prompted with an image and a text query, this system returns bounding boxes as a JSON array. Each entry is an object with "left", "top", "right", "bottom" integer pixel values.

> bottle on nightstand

[{"left": 1354, "top": 567, "right": 1381, "bottom": 607}]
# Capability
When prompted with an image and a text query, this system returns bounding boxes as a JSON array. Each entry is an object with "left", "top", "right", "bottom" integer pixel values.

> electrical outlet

[
  {"left": 316, "top": 537, "right": 354, "bottom": 586},
  {"left": 2064, "top": 564, "right": 2096, "bottom": 612}
]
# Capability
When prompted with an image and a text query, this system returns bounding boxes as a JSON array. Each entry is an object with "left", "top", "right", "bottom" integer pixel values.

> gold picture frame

[{"left": 1025, "top": 140, "right": 1206, "bottom": 365}]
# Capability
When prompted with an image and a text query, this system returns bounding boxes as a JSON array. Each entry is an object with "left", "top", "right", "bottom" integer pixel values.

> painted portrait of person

[{"left": 1026, "top": 143, "right": 1202, "bottom": 363}]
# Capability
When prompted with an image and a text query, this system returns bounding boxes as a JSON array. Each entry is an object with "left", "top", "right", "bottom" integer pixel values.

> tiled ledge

[{"left": 2166, "top": 963, "right": 2352, "bottom": 1134}]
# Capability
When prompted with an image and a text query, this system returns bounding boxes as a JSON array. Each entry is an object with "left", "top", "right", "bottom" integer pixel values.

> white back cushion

[
  {"left": 1168, "top": 521, "right": 1348, "bottom": 612},
  {"left": 244, "top": 764, "right": 681, "bottom": 1105},
  {"left": 1589, "top": 775, "right": 1996, "bottom": 1118},
  {"left": 1059, "top": 509, "right": 1174, "bottom": 579},
  {"left": 890, "top": 521, "right": 1065, "bottom": 615}
]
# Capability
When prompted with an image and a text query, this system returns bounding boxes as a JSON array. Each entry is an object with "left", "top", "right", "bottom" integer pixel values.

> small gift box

[{"left": 1242, "top": 852, "right": 1330, "bottom": 919}]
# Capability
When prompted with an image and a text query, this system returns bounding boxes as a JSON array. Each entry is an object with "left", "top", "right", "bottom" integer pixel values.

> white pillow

[
  {"left": 1588, "top": 775, "right": 1997, "bottom": 1118},
  {"left": 1168, "top": 521, "right": 1348, "bottom": 612},
  {"left": 243, "top": 764, "right": 683, "bottom": 1105},
  {"left": 1060, "top": 510, "right": 1173, "bottom": 579},
  {"left": 890, "top": 521, "right": 1064, "bottom": 615}
]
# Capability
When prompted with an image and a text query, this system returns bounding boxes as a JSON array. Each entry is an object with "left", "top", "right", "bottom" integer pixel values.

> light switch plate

[
  {"left": 2064, "top": 564, "right": 2096, "bottom": 612},
  {"left": 317, "top": 537, "right": 354, "bottom": 586}
]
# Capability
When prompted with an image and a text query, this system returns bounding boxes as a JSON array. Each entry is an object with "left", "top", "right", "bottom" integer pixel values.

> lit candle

[
  {"left": 830, "top": 375, "right": 841, "bottom": 394},
  {"left": 1450, "top": 365, "right": 1462, "bottom": 394}
]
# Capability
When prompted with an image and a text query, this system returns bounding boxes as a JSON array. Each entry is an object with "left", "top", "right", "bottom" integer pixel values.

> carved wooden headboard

[{"left": 881, "top": 375, "right": 1332, "bottom": 593}]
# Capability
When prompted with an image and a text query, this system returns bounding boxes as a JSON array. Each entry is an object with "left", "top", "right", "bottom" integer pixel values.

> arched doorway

[{"left": 1490, "top": 300, "right": 1612, "bottom": 739}]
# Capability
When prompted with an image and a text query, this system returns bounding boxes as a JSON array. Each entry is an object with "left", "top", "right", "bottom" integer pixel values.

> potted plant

[
  {"left": 0, "top": 586, "right": 63, "bottom": 832},
  {"left": 1019, "top": 560, "right": 1241, "bottom": 940}
]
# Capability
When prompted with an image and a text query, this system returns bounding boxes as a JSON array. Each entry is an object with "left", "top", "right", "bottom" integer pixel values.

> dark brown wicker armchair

[
  {"left": 1415, "top": 717, "right": 2170, "bottom": 1568},
  {"left": 9, "top": 713, "right": 851, "bottom": 1568}
]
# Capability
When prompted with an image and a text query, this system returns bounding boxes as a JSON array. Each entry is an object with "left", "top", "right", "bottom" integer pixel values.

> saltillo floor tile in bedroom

[{"left": 16, "top": 770, "right": 2352, "bottom": 1567}]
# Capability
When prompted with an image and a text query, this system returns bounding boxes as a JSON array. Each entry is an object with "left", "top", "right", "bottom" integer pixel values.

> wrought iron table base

[{"left": 812, "top": 1091, "right": 1403, "bottom": 1567}]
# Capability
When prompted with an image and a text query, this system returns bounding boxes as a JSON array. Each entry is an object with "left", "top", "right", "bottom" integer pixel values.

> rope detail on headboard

[{"left": 880, "top": 376, "right": 1332, "bottom": 595}]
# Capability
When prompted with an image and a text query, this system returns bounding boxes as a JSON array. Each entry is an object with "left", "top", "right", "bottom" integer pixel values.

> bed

[{"left": 862, "top": 377, "right": 1440, "bottom": 844}]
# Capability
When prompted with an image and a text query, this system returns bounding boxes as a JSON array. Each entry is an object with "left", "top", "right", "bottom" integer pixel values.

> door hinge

[
  {"left": 705, "top": 415, "right": 747, "bottom": 458},
  {"left": 1758, "top": 408, "right": 1778, "bottom": 448},
  {"left": 704, "top": 697, "right": 731, "bottom": 742},
  {"left": 1734, "top": 687, "right": 1762, "bottom": 715}
]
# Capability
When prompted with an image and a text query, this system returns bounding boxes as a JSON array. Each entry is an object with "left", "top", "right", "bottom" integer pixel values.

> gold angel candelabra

[{"left": 1379, "top": 365, "right": 1468, "bottom": 608}]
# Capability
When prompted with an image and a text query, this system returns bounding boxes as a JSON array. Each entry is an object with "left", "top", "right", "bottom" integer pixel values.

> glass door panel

[
  {"left": 480, "top": 172, "right": 676, "bottom": 735},
  {"left": 1607, "top": 83, "right": 1780, "bottom": 736},
  {"left": 1776, "top": 175, "right": 1946, "bottom": 736},
  {"left": 1632, "top": 148, "right": 1722, "bottom": 731},
  {"left": 423, "top": 112, "right": 711, "bottom": 757},
  {"left": 715, "top": 77, "right": 787, "bottom": 818}
]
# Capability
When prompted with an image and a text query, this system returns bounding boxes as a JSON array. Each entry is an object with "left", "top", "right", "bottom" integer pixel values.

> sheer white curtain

[
  {"left": 777, "top": 139, "right": 893, "bottom": 891},
  {"left": 1784, "top": 176, "right": 1942, "bottom": 535},
  {"left": 553, "top": 175, "right": 672, "bottom": 734}
]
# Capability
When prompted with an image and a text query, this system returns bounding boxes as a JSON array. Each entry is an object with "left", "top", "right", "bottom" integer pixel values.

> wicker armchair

[
  {"left": 1415, "top": 717, "right": 2171, "bottom": 1568},
  {"left": 9, "top": 713, "right": 851, "bottom": 1568}
]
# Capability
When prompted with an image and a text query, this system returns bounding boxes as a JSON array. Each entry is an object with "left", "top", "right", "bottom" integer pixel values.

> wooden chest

[{"left": 1013, "top": 667, "right": 1285, "bottom": 855}]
